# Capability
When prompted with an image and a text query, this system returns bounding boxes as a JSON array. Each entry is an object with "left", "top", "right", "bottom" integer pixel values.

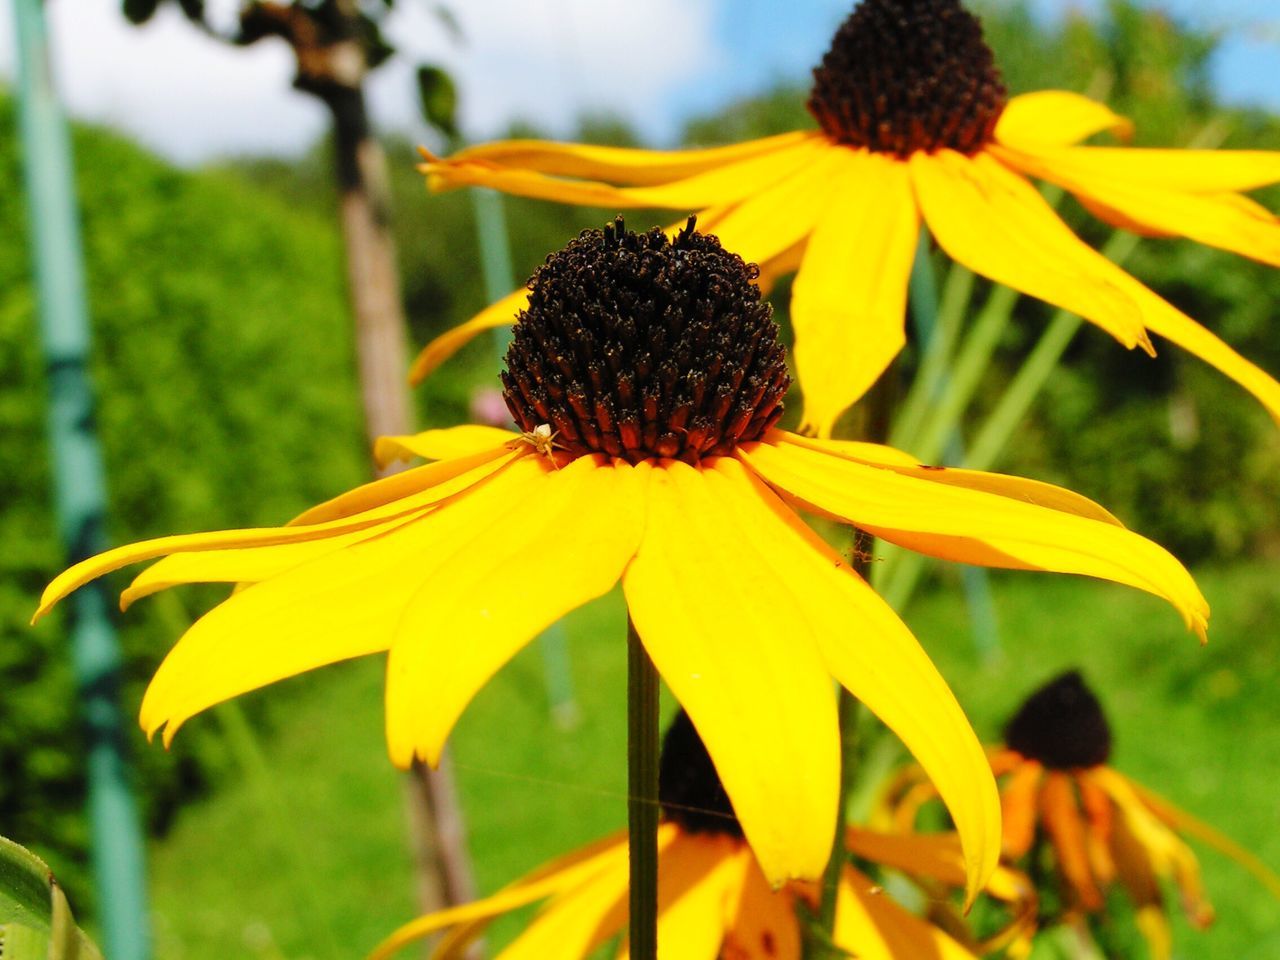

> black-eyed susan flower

[
  {"left": 886, "top": 671, "right": 1280, "bottom": 960},
  {"left": 35, "top": 220, "right": 1208, "bottom": 896},
  {"left": 412, "top": 0, "right": 1280, "bottom": 437},
  {"left": 367, "top": 710, "right": 1035, "bottom": 960}
]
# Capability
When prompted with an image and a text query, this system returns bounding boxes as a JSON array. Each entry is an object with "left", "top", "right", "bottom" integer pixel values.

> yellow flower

[
  {"left": 885, "top": 671, "right": 1280, "bottom": 960},
  {"left": 34, "top": 221, "right": 1207, "bottom": 897},
  {"left": 412, "top": 0, "right": 1280, "bottom": 437},
  {"left": 367, "top": 710, "right": 1036, "bottom": 960}
]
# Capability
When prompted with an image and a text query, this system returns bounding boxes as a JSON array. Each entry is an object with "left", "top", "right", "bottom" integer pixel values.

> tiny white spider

[{"left": 510, "top": 423, "right": 565, "bottom": 466}]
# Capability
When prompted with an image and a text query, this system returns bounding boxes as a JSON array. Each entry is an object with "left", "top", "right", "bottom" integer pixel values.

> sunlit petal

[
  {"left": 408, "top": 287, "right": 529, "bottom": 385},
  {"left": 792, "top": 151, "right": 919, "bottom": 437},
  {"left": 994, "top": 91, "right": 1133, "bottom": 149},
  {"left": 622, "top": 458, "right": 840, "bottom": 885},
  {"left": 834, "top": 866, "right": 977, "bottom": 959},
  {"left": 374, "top": 425, "right": 516, "bottom": 466},
  {"left": 385, "top": 456, "right": 647, "bottom": 767},
  {"left": 1040, "top": 773, "right": 1104, "bottom": 909},
  {"left": 721, "top": 850, "right": 801, "bottom": 960},
  {"left": 999, "top": 143, "right": 1280, "bottom": 193}
]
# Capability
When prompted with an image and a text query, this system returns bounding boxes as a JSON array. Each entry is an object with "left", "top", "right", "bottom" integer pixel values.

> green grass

[{"left": 145, "top": 564, "right": 1280, "bottom": 959}]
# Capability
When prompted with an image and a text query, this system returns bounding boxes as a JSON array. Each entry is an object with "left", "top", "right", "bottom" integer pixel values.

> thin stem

[
  {"left": 627, "top": 616, "right": 660, "bottom": 960},
  {"left": 815, "top": 687, "right": 860, "bottom": 942}
]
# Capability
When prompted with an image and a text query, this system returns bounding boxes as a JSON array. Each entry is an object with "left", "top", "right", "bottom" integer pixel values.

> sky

[{"left": 0, "top": 0, "right": 1275, "bottom": 167}]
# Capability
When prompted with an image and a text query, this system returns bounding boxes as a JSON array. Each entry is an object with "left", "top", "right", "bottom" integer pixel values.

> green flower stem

[
  {"left": 815, "top": 687, "right": 860, "bottom": 951},
  {"left": 627, "top": 616, "right": 660, "bottom": 960}
]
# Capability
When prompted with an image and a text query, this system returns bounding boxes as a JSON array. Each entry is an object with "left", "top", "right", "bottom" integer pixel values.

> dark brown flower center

[
  {"left": 808, "top": 0, "right": 1007, "bottom": 157},
  {"left": 1004, "top": 670, "right": 1112, "bottom": 770},
  {"left": 501, "top": 217, "right": 790, "bottom": 465},
  {"left": 659, "top": 709, "right": 742, "bottom": 838}
]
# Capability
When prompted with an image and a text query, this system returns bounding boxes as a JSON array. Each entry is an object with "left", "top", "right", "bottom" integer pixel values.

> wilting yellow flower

[
  {"left": 413, "top": 0, "right": 1280, "bottom": 436},
  {"left": 35, "top": 222, "right": 1207, "bottom": 896},
  {"left": 885, "top": 671, "right": 1280, "bottom": 960},
  {"left": 368, "top": 711, "right": 1035, "bottom": 960}
]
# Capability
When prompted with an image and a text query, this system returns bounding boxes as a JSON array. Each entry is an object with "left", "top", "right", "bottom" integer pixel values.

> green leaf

[
  {"left": 416, "top": 64, "right": 459, "bottom": 139},
  {"left": 0, "top": 836, "right": 102, "bottom": 960}
]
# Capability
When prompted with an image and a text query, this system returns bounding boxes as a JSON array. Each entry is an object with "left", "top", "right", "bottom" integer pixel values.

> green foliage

[
  {"left": 0, "top": 835, "right": 101, "bottom": 960},
  {"left": 0, "top": 95, "right": 367, "bottom": 908}
]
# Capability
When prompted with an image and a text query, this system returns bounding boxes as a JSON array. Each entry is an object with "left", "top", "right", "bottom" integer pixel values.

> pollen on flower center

[
  {"left": 1004, "top": 670, "right": 1113, "bottom": 770},
  {"left": 501, "top": 217, "right": 790, "bottom": 465},
  {"left": 659, "top": 710, "right": 743, "bottom": 838},
  {"left": 808, "top": 0, "right": 1008, "bottom": 157}
]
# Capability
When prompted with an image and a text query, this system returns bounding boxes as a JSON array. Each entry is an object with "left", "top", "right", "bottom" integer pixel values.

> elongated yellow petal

[
  {"left": 845, "top": 830, "right": 1031, "bottom": 906},
  {"left": 1001, "top": 759, "right": 1045, "bottom": 858},
  {"left": 621, "top": 459, "right": 840, "bottom": 885},
  {"left": 423, "top": 138, "right": 825, "bottom": 211},
  {"left": 434, "top": 131, "right": 814, "bottom": 184},
  {"left": 997, "top": 145, "right": 1280, "bottom": 266},
  {"left": 741, "top": 435, "right": 1208, "bottom": 638},
  {"left": 494, "top": 859, "right": 629, "bottom": 960},
  {"left": 385, "top": 455, "right": 646, "bottom": 767},
  {"left": 994, "top": 91, "right": 1133, "bottom": 149},
  {"left": 120, "top": 521, "right": 404, "bottom": 609},
  {"left": 374, "top": 425, "right": 517, "bottom": 467},
  {"left": 33, "top": 450, "right": 517, "bottom": 623},
  {"left": 618, "top": 833, "right": 743, "bottom": 960},
  {"left": 288, "top": 447, "right": 518, "bottom": 526},
  {"left": 786, "top": 435, "right": 1123, "bottom": 526},
  {"left": 407, "top": 288, "right": 529, "bottom": 385},
  {"left": 834, "top": 866, "right": 978, "bottom": 959},
  {"left": 792, "top": 151, "right": 919, "bottom": 437},
  {"left": 721, "top": 851, "right": 801, "bottom": 960},
  {"left": 716, "top": 457, "right": 997, "bottom": 903},
  {"left": 1040, "top": 773, "right": 1104, "bottom": 909},
  {"left": 912, "top": 150, "right": 1151, "bottom": 351},
  {"left": 1000, "top": 143, "right": 1280, "bottom": 193},
  {"left": 365, "top": 831, "right": 631, "bottom": 960}
]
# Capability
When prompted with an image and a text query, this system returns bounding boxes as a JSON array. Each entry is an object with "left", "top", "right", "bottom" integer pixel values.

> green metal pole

[
  {"left": 471, "top": 187, "right": 579, "bottom": 726},
  {"left": 14, "top": 2, "right": 152, "bottom": 957}
]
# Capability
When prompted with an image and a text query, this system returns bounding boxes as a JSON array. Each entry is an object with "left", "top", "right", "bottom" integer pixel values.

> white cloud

[{"left": 0, "top": 0, "right": 722, "bottom": 166}]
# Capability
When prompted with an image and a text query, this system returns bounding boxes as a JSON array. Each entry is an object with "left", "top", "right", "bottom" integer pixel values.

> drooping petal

[
  {"left": 422, "top": 137, "right": 826, "bottom": 211},
  {"left": 721, "top": 851, "right": 802, "bottom": 960},
  {"left": 1000, "top": 759, "right": 1045, "bottom": 858},
  {"left": 834, "top": 866, "right": 978, "bottom": 960},
  {"left": 1040, "top": 773, "right": 1104, "bottom": 910},
  {"left": 911, "top": 150, "right": 1151, "bottom": 351},
  {"left": 374, "top": 425, "right": 517, "bottom": 467},
  {"left": 791, "top": 150, "right": 919, "bottom": 437},
  {"left": 741, "top": 435, "right": 1208, "bottom": 639},
  {"left": 493, "top": 857, "right": 629, "bottom": 960},
  {"left": 621, "top": 459, "right": 840, "bottom": 885},
  {"left": 994, "top": 91, "right": 1133, "bottom": 149},
  {"left": 996, "top": 145, "right": 1280, "bottom": 266},
  {"left": 619, "top": 833, "right": 744, "bottom": 960},
  {"left": 1110, "top": 812, "right": 1172, "bottom": 960},
  {"left": 365, "top": 830, "right": 632, "bottom": 960},
  {"left": 787, "top": 435, "right": 1123, "bottom": 526},
  {"left": 432, "top": 131, "right": 815, "bottom": 185},
  {"left": 385, "top": 455, "right": 647, "bottom": 767},
  {"left": 408, "top": 287, "right": 529, "bottom": 385},
  {"left": 844, "top": 830, "right": 1033, "bottom": 908},
  {"left": 1077, "top": 771, "right": 1117, "bottom": 886},
  {"left": 33, "top": 450, "right": 520, "bottom": 623},
  {"left": 999, "top": 143, "right": 1280, "bottom": 194}
]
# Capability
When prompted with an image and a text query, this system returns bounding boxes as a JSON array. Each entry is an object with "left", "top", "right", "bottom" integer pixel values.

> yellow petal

[
  {"left": 999, "top": 143, "right": 1280, "bottom": 193},
  {"left": 1000, "top": 759, "right": 1046, "bottom": 858},
  {"left": 741, "top": 434, "right": 1208, "bottom": 639},
  {"left": 423, "top": 137, "right": 825, "bottom": 210},
  {"left": 618, "top": 833, "right": 743, "bottom": 960},
  {"left": 791, "top": 151, "right": 918, "bottom": 437},
  {"left": 407, "top": 287, "right": 529, "bottom": 385},
  {"left": 787, "top": 435, "right": 1123, "bottom": 526},
  {"left": 433, "top": 131, "right": 814, "bottom": 185},
  {"left": 721, "top": 850, "right": 801, "bottom": 960},
  {"left": 621, "top": 459, "right": 840, "bottom": 884},
  {"left": 834, "top": 866, "right": 978, "bottom": 959},
  {"left": 997, "top": 145, "right": 1280, "bottom": 266},
  {"left": 288, "top": 446, "right": 518, "bottom": 526},
  {"left": 494, "top": 858, "right": 629, "bottom": 960},
  {"left": 365, "top": 831, "right": 630, "bottom": 960},
  {"left": 384, "top": 455, "right": 646, "bottom": 767},
  {"left": 374, "top": 425, "right": 517, "bottom": 466},
  {"left": 844, "top": 830, "right": 1033, "bottom": 908},
  {"left": 1040, "top": 773, "right": 1104, "bottom": 910},
  {"left": 994, "top": 91, "right": 1133, "bottom": 149},
  {"left": 120, "top": 521, "right": 403, "bottom": 609},
  {"left": 911, "top": 150, "right": 1151, "bottom": 351},
  {"left": 33, "top": 450, "right": 518, "bottom": 623}
]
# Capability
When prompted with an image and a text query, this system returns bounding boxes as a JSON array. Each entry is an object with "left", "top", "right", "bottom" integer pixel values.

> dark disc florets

[
  {"left": 808, "top": 0, "right": 1008, "bottom": 157},
  {"left": 501, "top": 217, "right": 790, "bottom": 465},
  {"left": 659, "top": 709, "right": 742, "bottom": 837},
  {"left": 1004, "top": 670, "right": 1112, "bottom": 770}
]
